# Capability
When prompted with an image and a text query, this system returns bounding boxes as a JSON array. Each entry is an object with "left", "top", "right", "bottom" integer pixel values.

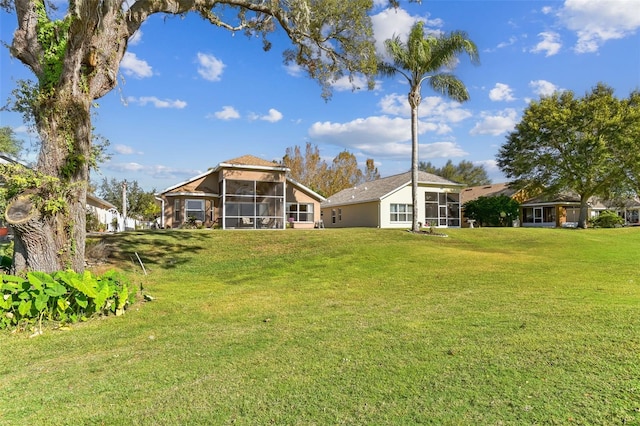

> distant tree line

[
  {"left": 419, "top": 160, "right": 490, "bottom": 186},
  {"left": 282, "top": 143, "right": 380, "bottom": 197}
]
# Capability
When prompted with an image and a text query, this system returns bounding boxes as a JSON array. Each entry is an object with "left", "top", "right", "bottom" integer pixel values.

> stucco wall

[{"left": 322, "top": 201, "right": 379, "bottom": 228}]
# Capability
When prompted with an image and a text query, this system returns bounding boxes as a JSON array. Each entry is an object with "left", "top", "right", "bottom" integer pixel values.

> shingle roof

[
  {"left": 222, "top": 155, "right": 281, "bottom": 168},
  {"left": 460, "top": 183, "right": 518, "bottom": 203},
  {"left": 322, "top": 171, "right": 461, "bottom": 207}
]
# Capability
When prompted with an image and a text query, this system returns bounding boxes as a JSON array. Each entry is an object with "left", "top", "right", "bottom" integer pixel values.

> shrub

[
  {"left": 86, "top": 211, "right": 101, "bottom": 232},
  {"left": 590, "top": 211, "right": 624, "bottom": 228},
  {"left": 0, "top": 269, "right": 134, "bottom": 332}
]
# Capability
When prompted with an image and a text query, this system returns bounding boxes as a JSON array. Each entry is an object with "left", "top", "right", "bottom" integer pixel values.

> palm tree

[{"left": 379, "top": 22, "right": 479, "bottom": 232}]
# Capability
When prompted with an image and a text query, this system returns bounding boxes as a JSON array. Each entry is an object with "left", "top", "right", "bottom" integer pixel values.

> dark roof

[
  {"left": 322, "top": 171, "right": 461, "bottom": 207},
  {"left": 460, "top": 183, "right": 518, "bottom": 203}
]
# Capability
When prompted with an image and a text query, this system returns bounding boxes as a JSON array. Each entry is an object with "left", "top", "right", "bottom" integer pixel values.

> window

[
  {"left": 331, "top": 209, "right": 336, "bottom": 224},
  {"left": 338, "top": 209, "right": 342, "bottom": 221},
  {"left": 186, "top": 199, "right": 205, "bottom": 222},
  {"left": 287, "top": 203, "right": 314, "bottom": 222},
  {"left": 390, "top": 204, "right": 413, "bottom": 222},
  {"left": 174, "top": 199, "right": 181, "bottom": 222}
]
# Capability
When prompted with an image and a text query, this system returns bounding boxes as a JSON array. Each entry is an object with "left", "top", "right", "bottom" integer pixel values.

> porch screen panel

[
  {"left": 425, "top": 191, "right": 460, "bottom": 227},
  {"left": 224, "top": 179, "right": 284, "bottom": 229},
  {"left": 446, "top": 193, "right": 460, "bottom": 227}
]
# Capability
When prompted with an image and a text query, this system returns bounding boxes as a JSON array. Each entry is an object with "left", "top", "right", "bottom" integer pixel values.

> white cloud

[
  {"left": 370, "top": 8, "right": 443, "bottom": 59},
  {"left": 249, "top": 108, "right": 283, "bottom": 123},
  {"left": 529, "top": 80, "right": 560, "bottom": 97},
  {"left": 211, "top": 106, "right": 240, "bottom": 120},
  {"left": 497, "top": 36, "right": 518, "bottom": 49},
  {"left": 129, "top": 30, "right": 143, "bottom": 46},
  {"left": 489, "top": 83, "right": 516, "bottom": 102},
  {"left": 113, "top": 144, "right": 142, "bottom": 155},
  {"left": 331, "top": 75, "right": 381, "bottom": 92},
  {"left": 379, "top": 93, "right": 472, "bottom": 124},
  {"left": 126, "top": 96, "right": 187, "bottom": 109},
  {"left": 196, "top": 52, "right": 225, "bottom": 82},
  {"left": 541, "top": 6, "right": 554, "bottom": 15},
  {"left": 470, "top": 109, "right": 519, "bottom": 136},
  {"left": 284, "top": 63, "right": 304, "bottom": 77},
  {"left": 120, "top": 52, "right": 153, "bottom": 78},
  {"left": 531, "top": 31, "right": 562, "bottom": 56},
  {"left": 105, "top": 162, "right": 201, "bottom": 181},
  {"left": 559, "top": 0, "right": 640, "bottom": 53}
]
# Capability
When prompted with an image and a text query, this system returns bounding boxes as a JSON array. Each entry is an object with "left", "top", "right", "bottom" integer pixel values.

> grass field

[{"left": 1, "top": 227, "right": 639, "bottom": 425}]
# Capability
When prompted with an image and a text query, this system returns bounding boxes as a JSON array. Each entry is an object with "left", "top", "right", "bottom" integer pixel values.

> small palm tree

[{"left": 379, "top": 22, "right": 479, "bottom": 232}]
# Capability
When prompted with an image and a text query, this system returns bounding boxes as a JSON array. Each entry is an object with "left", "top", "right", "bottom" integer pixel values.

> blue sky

[{"left": 1, "top": 0, "right": 639, "bottom": 192}]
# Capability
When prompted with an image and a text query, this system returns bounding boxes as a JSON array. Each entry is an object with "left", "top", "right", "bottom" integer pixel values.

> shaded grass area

[{"left": 1, "top": 228, "right": 639, "bottom": 425}]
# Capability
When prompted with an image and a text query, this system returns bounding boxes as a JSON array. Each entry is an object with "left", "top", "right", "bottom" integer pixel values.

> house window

[
  {"left": 338, "top": 208, "right": 342, "bottom": 221},
  {"left": 331, "top": 209, "right": 336, "bottom": 224},
  {"left": 174, "top": 199, "right": 181, "bottom": 222},
  {"left": 390, "top": 204, "right": 413, "bottom": 222},
  {"left": 186, "top": 199, "right": 205, "bottom": 222},
  {"left": 287, "top": 203, "right": 314, "bottom": 222}
]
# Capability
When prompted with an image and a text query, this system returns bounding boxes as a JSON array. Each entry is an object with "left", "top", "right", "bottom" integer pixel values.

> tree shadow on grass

[{"left": 87, "top": 230, "right": 210, "bottom": 272}]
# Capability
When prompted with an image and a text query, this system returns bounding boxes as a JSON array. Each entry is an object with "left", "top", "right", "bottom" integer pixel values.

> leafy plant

[
  {"left": 590, "top": 210, "right": 624, "bottom": 228},
  {"left": 0, "top": 269, "right": 134, "bottom": 331}
]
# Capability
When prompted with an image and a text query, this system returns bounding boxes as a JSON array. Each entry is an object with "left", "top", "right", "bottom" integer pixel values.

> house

[
  {"left": 86, "top": 193, "right": 118, "bottom": 231},
  {"left": 459, "top": 183, "right": 529, "bottom": 227},
  {"left": 519, "top": 193, "right": 608, "bottom": 227},
  {"left": 156, "top": 155, "right": 325, "bottom": 229},
  {"left": 320, "top": 171, "right": 464, "bottom": 228}
]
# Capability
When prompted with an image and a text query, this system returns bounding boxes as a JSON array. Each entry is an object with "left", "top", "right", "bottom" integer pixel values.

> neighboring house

[
  {"left": 320, "top": 171, "right": 464, "bottom": 229},
  {"left": 459, "top": 183, "right": 529, "bottom": 228},
  {"left": 519, "top": 193, "right": 609, "bottom": 228},
  {"left": 610, "top": 197, "right": 640, "bottom": 225},
  {"left": 156, "top": 155, "right": 325, "bottom": 229}
]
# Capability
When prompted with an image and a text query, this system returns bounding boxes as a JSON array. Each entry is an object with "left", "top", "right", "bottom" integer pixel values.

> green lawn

[{"left": 1, "top": 227, "right": 639, "bottom": 425}]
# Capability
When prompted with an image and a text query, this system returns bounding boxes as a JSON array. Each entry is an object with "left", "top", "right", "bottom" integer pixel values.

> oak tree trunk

[{"left": 9, "top": 0, "right": 131, "bottom": 273}]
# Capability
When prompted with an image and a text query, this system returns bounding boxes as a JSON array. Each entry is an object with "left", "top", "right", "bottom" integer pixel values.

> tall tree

[
  {"left": 363, "top": 158, "right": 380, "bottom": 182},
  {"left": 326, "top": 150, "right": 363, "bottom": 195},
  {"left": 1, "top": 0, "right": 387, "bottom": 273},
  {"left": 283, "top": 142, "right": 329, "bottom": 195},
  {"left": 0, "top": 126, "right": 24, "bottom": 158},
  {"left": 97, "top": 178, "right": 159, "bottom": 221},
  {"left": 419, "top": 159, "right": 490, "bottom": 186},
  {"left": 378, "top": 22, "right": 479, "bottom": 232},
  {"left": 496, "top": 83, "right": 639, "bottom": 228}
]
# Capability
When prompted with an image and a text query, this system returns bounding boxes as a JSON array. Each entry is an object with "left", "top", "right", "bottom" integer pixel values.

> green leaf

[
  {"left": 0, "top": 295, "right": 12, "bottom": 309},
  {"left": 93, "top": 282, "right": 110, "bottom": 311},
  {"left": 17, "top": 291, "right": 31, "bottom": 301},
  {"left": 34, "top": 294, "right": 49, "bottom": 312},
  {"left": 44, "top": 282, "right": 67, "bottom": 298},
  {"left": 57, "top": 298, "right": 68, "bottom": 313},
  {"left": 75, "top": 293, "right": 88, "bottom": 309},
  {"left": 27, "top": 271, "right": 46, "bottom": 291},
  {"left": 117, "top": 283, "right": 129, "bottom": 310},
  {"left": 18, "top": 299, "right": 32, "bottom": 316},
  {"left": 56, "top": 270, "right": 98, "bottom": 298}
]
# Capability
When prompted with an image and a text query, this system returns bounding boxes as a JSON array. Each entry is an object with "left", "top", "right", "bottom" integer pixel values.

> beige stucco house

[
  {"left": 156, "top": 155, "right": 325, "bottom": 229},
  {"left": 320, "top": 171, "right": 464, "bottom": 228},
  {"left": 519, "top": 193, "right": 610, "bottom": 228}
]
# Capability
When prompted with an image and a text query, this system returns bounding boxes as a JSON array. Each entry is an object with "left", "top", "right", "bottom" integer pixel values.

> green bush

[
  {"left": 0, "top": 269, "right": 134, "bottom": 331},
  {"left": 590, "top": 210, "right": 624, "bottom": 228}
]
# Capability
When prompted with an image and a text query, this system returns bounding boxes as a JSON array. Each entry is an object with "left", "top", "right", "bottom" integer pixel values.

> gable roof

[
  {"left": 460, "top": 183, "right": 518, "bottom": 203},
  {"left": 322, "top": 171, "right": 462, "bottom": 207}
]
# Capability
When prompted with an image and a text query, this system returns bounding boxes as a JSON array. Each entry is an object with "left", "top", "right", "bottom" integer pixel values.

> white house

[{"left": 320, "top": 171, "right": 464, "bottom": 228}]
